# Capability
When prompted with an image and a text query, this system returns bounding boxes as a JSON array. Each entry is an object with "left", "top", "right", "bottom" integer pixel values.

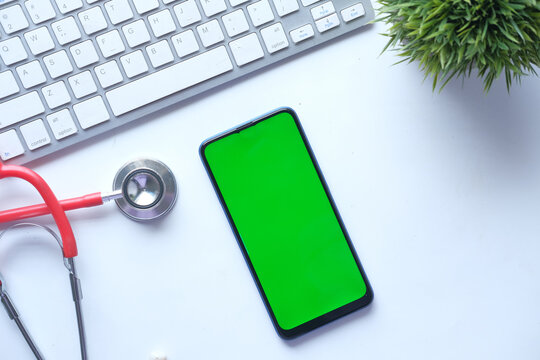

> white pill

[{"left": 150, "top": 352, "right": 167, "bottom": 360}]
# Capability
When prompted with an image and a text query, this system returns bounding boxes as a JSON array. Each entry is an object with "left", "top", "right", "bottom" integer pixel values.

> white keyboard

[{"left": 0, "top": 0, "right": 373, "bottom": 164}]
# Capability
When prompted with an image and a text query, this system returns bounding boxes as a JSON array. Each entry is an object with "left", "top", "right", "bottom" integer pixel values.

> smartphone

[{"left": 200, "top": 108, "right": 373, "bottom": 338}]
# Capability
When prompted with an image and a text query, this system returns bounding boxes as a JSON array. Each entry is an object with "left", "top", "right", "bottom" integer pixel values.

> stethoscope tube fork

[{"left": 0, "top": 256, "right": 88, "bottom": 360}]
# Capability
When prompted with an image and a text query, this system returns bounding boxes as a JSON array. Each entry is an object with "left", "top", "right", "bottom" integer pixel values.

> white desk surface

[{"left": 1, "top": 18, "right": 540, "bottom": 360}]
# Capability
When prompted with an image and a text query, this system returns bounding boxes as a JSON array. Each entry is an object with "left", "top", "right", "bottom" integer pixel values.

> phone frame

[{"left": 200, "top": 107, "right": 373, "bottom": 339}]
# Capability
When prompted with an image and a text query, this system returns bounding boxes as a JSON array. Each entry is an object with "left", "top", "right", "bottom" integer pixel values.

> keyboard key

[
  {"left": 25, "top": 0, "right": 57, "bottom": 25},
  {"left": 42, "top": 81, "right": 71, "bottom": 109},
  {"left": 222, "top": 9, "right": 249, "bottom": 37},
  {"left": 52, "top": 16, "right": 82, "bottom": 45},
  {"left": 247, "top": 0, "right": 274, "bottom": 27},
  {"left": 104, "top": 0, "right": 134, "bottom": 25},
  {"left": 197, "top": 20, "right": 225, "bottom": 47},
  {"left": 47, "top": 109, "right": 78, "bottom": 140},
  {"left": 229, "top": 32, "right": 264, "bottom": 66},
  {"left": 78, "top": 6, "right": 108, "bottom": 35},
  {"left": 146, "top": 40, "right": 174, "bottom": 68},
  {"left": 96, "top": 30, "right": 126, "bottom": 57},
  {"left": 272, "top": 0, "right": 299, "bottom": 17},
  {"left": 20, "top": 119, "right": 51, "bottom": 150},
  {"left": 149, "top": 10, "right": 177, "bottom": 37},
  {"left": 260, "top": 22, "right": 289, "bottom": 53},
  {"left": 289, "top": 23, "right": 314, "bottom": 43},
  {"left": 95, "top": 60, "right": 123, "bottom": 88},
  {"left": 106, "top": 46, "right": 233, "bottom": 116},
  {"left": 24, "top": 27, "right": 55, "bottom": 55},
  {"left": 70, "top": 40, "right": 100, "bottom": 68},
  {"left": 44, "top": 50, "right": 73, "bottom": 78},
  {"left": 132, "top": 0, "right": 159, "bottom": 14},
  {"left": 55, "top": 0, "right": 83, "bottom": 14},
  {"left": 122, "top": 20, "right": 151, "bottom": 48},
  {"left": 120, "top": 50, "right": 149, "bottom": 78},
  {"left": 0, "top": 130, "right": 25, "bottom": 161},
  {"left": 0, "top": 92, "right": 45, "bottom": 130},
  {"left": 173, "top": 0, "right": 202, "bottom": 27},
  {"left": 340, "top": 2, "right": 364, "bottom": 22},
  {"left": 68, "top": 71, "right": 98, "bottom": 98},
  {"left": 16, "top": 60, "right": 47, "bottom": 89},
  {"left": 171, "top": 30, "right": 199, "bottom": 58},
  {"left": 0, "top": 71, "right": 19, "bottom": 99},
  {"left": 0, "top": 37, "right": 28, "bottom": 65},
  {"left": 315, "top": 13, "right": 339, "bottom": 32},
  {"left": 73, "top": 96, "right": 110, "bottom": 129},
  {"left": 200, "top": 0, "right": 227, "bottom": 17},
  {"left": 0, "top": 5, "right": 29, "bottom": 34},
  {"left": 311, "top": 1, "right": 335, "bottom": 20}
]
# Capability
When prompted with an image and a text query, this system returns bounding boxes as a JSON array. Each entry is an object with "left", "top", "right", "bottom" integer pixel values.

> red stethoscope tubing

[
  {"left": 0, "top": 162, "right": 78, "bottom": 258},
  {"left": 0, "top": 192, "right": 103, "bottom": 223}
]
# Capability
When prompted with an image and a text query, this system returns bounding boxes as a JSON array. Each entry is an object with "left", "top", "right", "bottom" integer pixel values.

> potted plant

[{"left": 377, "top": 0, "right": 540, "bottom": 91}]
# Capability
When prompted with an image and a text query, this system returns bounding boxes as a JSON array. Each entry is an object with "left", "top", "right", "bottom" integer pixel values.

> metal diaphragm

[{"left": 113, "top": 159, "right": 177, "bottom": 221}]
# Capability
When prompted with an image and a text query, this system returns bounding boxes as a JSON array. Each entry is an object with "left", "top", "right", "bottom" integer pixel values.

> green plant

[{"left": 377, "top": 0, "right": 540, "bottom": 91}]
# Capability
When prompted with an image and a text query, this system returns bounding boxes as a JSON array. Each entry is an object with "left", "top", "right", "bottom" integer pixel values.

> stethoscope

[
  {"left": 0, "top": 158, "right": 177, "bottom": 359},
  {"left": 0, "top": 158, "right": 177, "bottom": 223}
]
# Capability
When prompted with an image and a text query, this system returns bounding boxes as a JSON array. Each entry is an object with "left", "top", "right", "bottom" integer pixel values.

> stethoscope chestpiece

[{"left": 113, "top": 158, "right": 178, "bottom": 221}]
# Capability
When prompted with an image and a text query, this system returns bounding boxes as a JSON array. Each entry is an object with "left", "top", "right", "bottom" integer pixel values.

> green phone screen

[{"left": 202, "top": 110, "right": 370, "bottom": 335}]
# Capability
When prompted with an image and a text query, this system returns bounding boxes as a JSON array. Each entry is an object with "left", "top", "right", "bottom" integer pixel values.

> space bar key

[{"left": 106, "top": 46, "right": 233, "bottom": 117}]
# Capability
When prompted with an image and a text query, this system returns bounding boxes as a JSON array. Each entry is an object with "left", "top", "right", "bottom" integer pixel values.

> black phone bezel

[{"left": 199, "top": 107, "right": 373, "bottom": 339}]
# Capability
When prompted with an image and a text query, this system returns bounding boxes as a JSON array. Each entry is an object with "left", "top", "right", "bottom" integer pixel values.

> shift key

[{"left": 0, "top": 92, "right": 45, "bottom": 129}]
